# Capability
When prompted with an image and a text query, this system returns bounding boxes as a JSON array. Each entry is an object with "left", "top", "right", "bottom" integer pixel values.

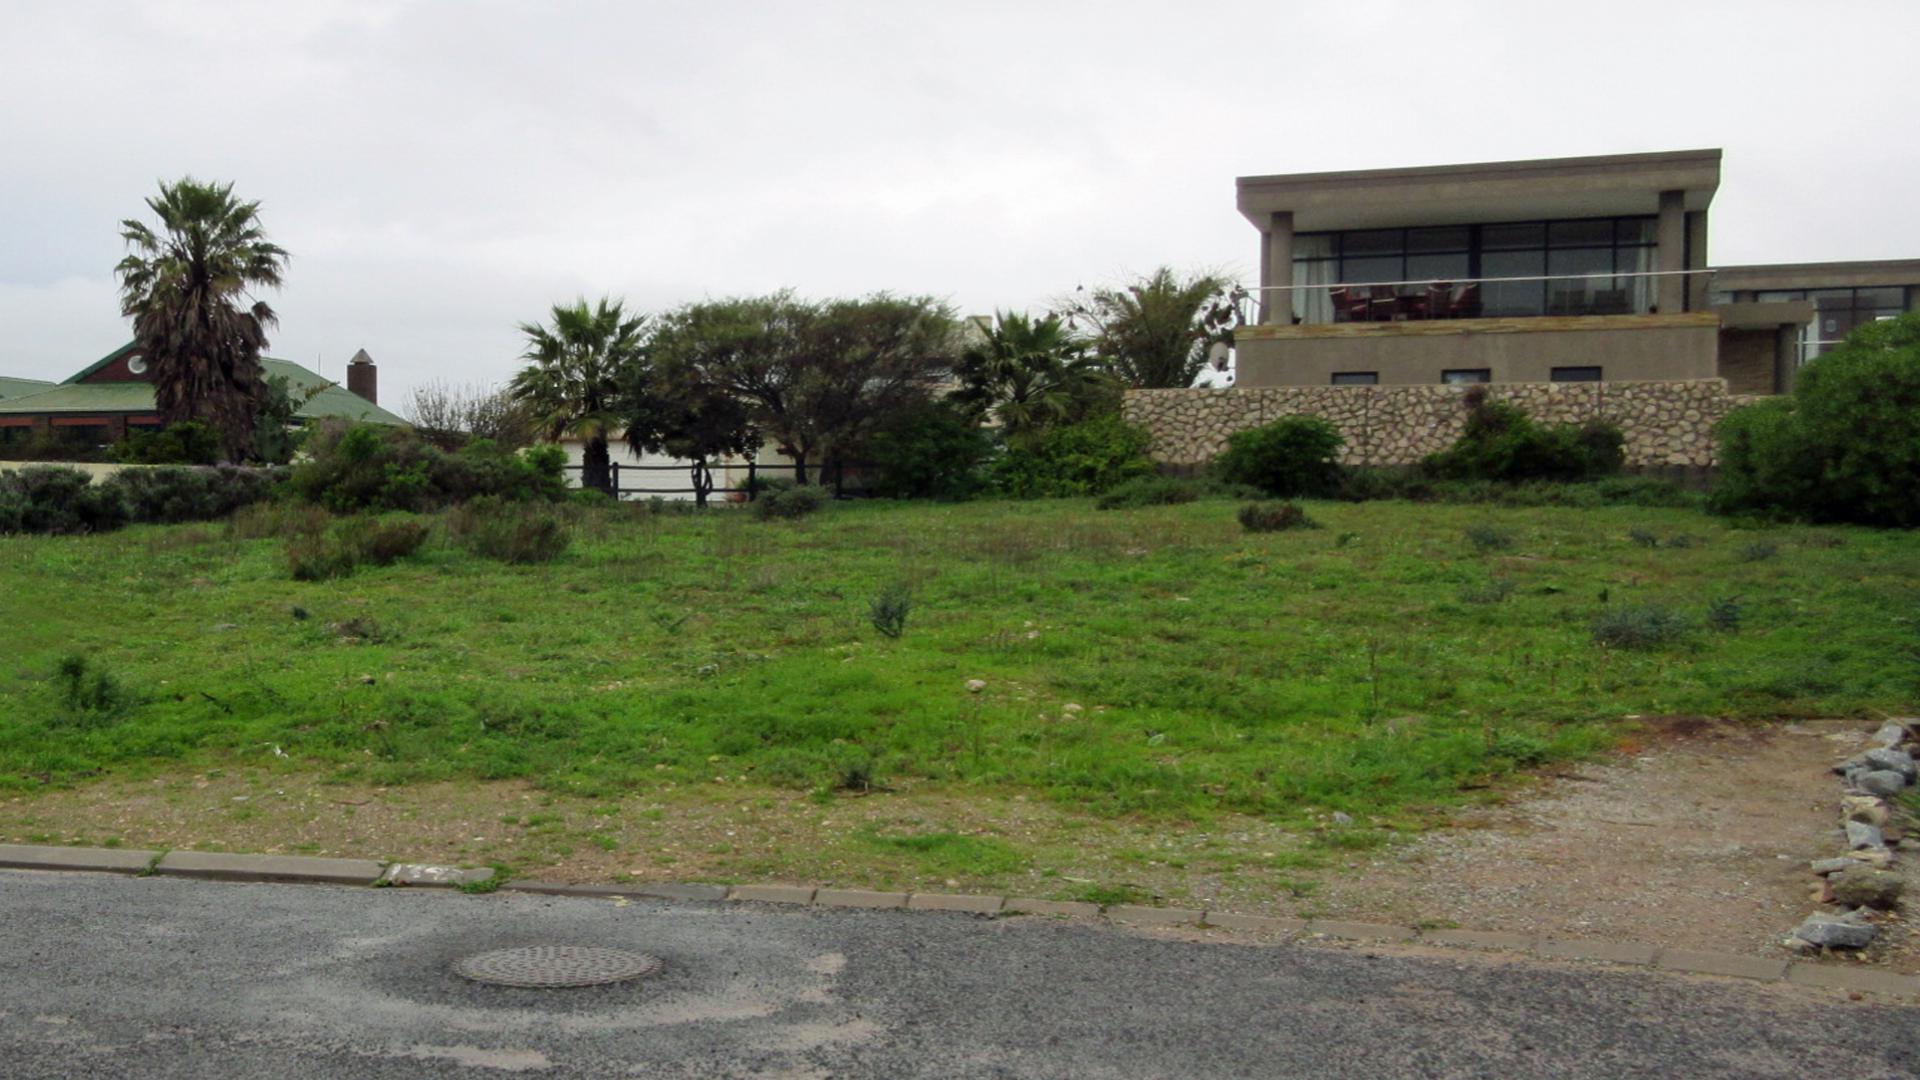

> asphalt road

[{"left": 0, "top": 870, "right": 1913, "bottom": 1079}]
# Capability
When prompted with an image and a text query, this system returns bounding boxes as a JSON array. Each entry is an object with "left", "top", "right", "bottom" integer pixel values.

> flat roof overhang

[
  {"left": 1238, "top": 149, "right": 1721, "bottom": 231},
  {"left": 1712, "top": 258, "right": 1920, "bottom": 292}
]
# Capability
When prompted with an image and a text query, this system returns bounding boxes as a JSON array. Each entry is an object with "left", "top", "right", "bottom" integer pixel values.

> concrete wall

[
  {"left": 1123, "top": 379, "right": 1757, "bottom": 469},
  {"left": 1233, "top": 314, "right": 1721, "bottom": 387}
]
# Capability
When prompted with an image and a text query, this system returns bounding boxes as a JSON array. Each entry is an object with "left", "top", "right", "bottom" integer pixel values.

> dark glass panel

[
  {"left": 1406, "top": 253, "right": 1470, "bottom": 283},
  {"left": 1548, "top": 219, "right": 1613, "bottom": 247},
  {"left": 1340, "top": 256, "right": 1402, "bottom": 285},
  {"left": 1340, "top": 230, "right": 1403, "bottom": 255},
  {"left": 1614, "top": 217, "right": 1657, "bottom": 245},
  {"left": 1481, "top": 223, "right": 1544, "bottom": 250},
  {"left": 1406, "top": 226, "right": 1470, "bottom": 253}
]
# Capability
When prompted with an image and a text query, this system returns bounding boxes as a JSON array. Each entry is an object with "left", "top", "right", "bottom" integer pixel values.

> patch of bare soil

[{"left": 1317, "top": 718, "right": 1920, "bottom": 973}]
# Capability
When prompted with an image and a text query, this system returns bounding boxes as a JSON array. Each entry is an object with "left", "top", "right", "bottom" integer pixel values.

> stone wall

[{"left": 1122, "top": 380, "right": 1758, "bottom": 469}]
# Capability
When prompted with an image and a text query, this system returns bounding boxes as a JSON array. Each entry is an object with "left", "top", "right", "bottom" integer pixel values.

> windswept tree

[
  {"left": 510, "top": 298, "right": 645, "bottom": 494},
  {"left": 621, "top": 347, "right": 757, "bottom": 508},
  {"left": 1059, "top": 267, "right": 1239, "bottom": 389},
  {"left": 115, "top": 178, "right": 289, "bottom": 462},
  {"left": 950, "top": 310, "right": 1114, "bottom": 445}
]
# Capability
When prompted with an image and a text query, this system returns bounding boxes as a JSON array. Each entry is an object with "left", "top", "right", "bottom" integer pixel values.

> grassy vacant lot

[{"left": 3, "top": 497, "right": 1916, "bottom": 902}]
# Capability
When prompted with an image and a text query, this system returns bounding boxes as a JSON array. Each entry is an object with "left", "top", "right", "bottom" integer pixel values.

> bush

[
  {"left": 286, "top": 532, "right": 359, "bottom": 581},
  {"left": 112, "top": 421, "right": 222, "bottom": 465},
  {"left": 287, "top": 421, "right": 566, "bottom": 512},
  {"left": 1238, "top": 501, "right": 1316, "bottom": 532},
  {"left": 864, "top": 400, "right": 995, "bottom": 500},
  {"left": 1711, "top": 313, "right": 1920, "bottom": 526},
  {"left": 1465, "top": 525, "right": 1514, "bottom": 552},
  {"left": 1424, "top": 399, "right": 1623, "bottom": 484},
  {"left": 53, "top": 654, "right": 131, "bottom": 726},
  {"left": 107, "top": 465, "right": 281, "bottom": 524},
  {"left": 0, "top": 466, "right": 130, "bottom": 535},
  {"left": 754, "top": 483, "right": 829, "bottom": 520},
  {"left": 1213, "top": 416, "right": 1346, "bottom": 497},
  {"left": 1705, "top": 595, "right": 1742, "bottom": 633},
  {"left": 1591, "top": 604, "right": 1690, "bottom": 649},
  {"left": 869, "top": 584, "right": 912, "bottom": 639},
  {"left": 229, "top": 500, "right": 329, "bottom": 540},
  {"left": 448, "top": 498, "right": 572, "bottom": 563},
  {"left": 1095, "top": 476, "right": 1203, "bottom": 510},
  {"left": 988, "top": 414, "right": 1155, "bottom": 498},
  {"left": 340, "top": 515, "right": 432, "bottom": 566},
  {"left": 1738, "top": 540, "right": 1778, "bottom": 562}
]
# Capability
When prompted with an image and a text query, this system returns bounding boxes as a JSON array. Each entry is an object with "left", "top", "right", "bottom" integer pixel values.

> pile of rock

[{"left": 1789, "top": 721, "right": 1915, "bottom": 953}]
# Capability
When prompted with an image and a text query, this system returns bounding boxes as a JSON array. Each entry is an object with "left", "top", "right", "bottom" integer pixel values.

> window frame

[
  {"left": 1440, "top": 368, "right": 1491, "bottom": 384},
  {"left": 1329, "top": 371, "right": 1379, "bottom": 386},
  {"left": 1549, "top": 366, "right": 1603, "bottom": 383}
]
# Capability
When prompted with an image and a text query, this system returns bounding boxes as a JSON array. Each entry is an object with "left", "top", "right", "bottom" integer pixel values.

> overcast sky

[{"left": 3, "top": 0, "right": 1915, "bottom": 408}]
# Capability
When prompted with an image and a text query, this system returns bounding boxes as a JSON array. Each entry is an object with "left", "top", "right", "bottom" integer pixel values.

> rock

[
  {"left": 1845, "top": 821, "right": 1885, "bottom": 850},
  {"left": 1846, "top": 848, "right": 1894, "bottom": 869},
  {"left": 965, "top": 679, "right": 986, "bottom": 693},
  {"left": 1871, "top": 722, "right": 1911, "bottom": 749},
  {"left": 1063, "top": 703, "right": 1083, "bottom": 715},
  {"left": 1829, "top": 866, "right": 1905, "bottom": 909},
  {"left": 1853, "top": 770, "right": 1910, "bottom": 798},
  {"left": 1331, "top": 811, "right": 1354, "bottom": 827},
  {"left": 1842, "top": 796, "right": 1891, "bottom": 827},
  {"left": 1862, "top": 747, "right": 1916, "bottom": 780},
  {"left": 1810, "top": 857, "right": 1854, "bottom": 876},
  {"left": 1792, "top": 912, "right": 1877, "bottom": 950}
]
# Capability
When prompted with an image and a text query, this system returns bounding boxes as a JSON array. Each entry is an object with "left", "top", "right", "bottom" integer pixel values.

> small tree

[
  {"left": 115, "top": 177, "right": 289, "bottom": 462},
  {"left": 1214, "top": 416, "right": 1346, "bottom": 497},
  {"left": 1059, "top": 267, "right": 1238, "bottom": 389},
  {"left": 622, "top": 353, "right": 758, "bottom": 508},
  {"left": 510, "top": 298, "right": 644, "bottom": 494}
]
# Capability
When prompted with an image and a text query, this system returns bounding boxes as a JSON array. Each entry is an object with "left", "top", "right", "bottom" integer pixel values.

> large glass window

[{"left": 1291, "top": 216, "right": 1660, "bottom": 322}]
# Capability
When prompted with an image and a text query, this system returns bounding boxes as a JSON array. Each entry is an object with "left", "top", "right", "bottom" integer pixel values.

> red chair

[
  {"left": 1366, "top": 288, "right": 1399, "bottom": 322},
  {"left": 1449, "top": 283, "right": 1482, "bottom": 319}
]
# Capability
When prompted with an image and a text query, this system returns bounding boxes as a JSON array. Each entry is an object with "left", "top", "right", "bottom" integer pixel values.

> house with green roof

[{"left": 0, "top": 343, "right": 407, "bottom": 452}]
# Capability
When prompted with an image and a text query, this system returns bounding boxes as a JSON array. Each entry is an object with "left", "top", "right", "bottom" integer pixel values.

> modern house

[
  {"left": 0, "top": 343, "right": 407, "bottom": 452},
  {"left": 1231, "top": 149, "right": 1916, "bottom": 394}
]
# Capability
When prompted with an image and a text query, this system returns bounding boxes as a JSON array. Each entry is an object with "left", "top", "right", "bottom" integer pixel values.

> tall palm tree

[
  {"left": 115, "top": 178, "right": 288, "bottom": 462},
  {"left": 1060, "top": 267, "right": 1238, "bottom": 389},
  {"left": 511, "top": 298, "right": 645, "bottom": 494},
  {"left": 953, "top": 311, "right": 1108, "bottom": 446}
]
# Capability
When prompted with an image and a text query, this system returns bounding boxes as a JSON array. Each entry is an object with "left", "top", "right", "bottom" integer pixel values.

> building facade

[{"left": 1232, "top": 150, "right": 1914, "bottom": 394}]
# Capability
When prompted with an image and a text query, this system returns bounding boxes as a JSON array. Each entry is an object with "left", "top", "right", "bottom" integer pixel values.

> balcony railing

[{"left": 1239, "top": 268, "right": 1716, "bottom": 327}]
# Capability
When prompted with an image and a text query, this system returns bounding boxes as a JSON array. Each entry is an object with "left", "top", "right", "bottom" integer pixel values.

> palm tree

[
  {"left": 1060, "top": 267, "right": 1239, "bottom": 389},
  {"left": 115, "top": 178, "right": 288, "bottom": 462},
  {"left": 511, "top": 298, "right": 645, "bottom": 494},
  {"left": 953, "top": 311, "right": 1109, "bottom": 445}
]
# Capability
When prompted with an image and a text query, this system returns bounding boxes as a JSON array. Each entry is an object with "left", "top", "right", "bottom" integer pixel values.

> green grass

[{"left": 2, "top": 498, "right": 1916, "bottom": 825}]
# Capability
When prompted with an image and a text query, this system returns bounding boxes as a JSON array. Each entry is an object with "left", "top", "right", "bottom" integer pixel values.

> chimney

[{"left": 346, "top": 349, "right": 377, "bottom": 405}]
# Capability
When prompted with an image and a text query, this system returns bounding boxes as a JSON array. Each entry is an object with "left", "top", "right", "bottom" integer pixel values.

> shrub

[
  {"left": 112, "top": 421, "right": 221, "bottom": 465},
  {"left": 1591, "top": 604, "right": 1690, "bottom": 649},
  {"left": 287, "top": 421, "right": 566, "bottom": 512},
  {"left": 107, "top": 465, "right": 281, "bottom": 524},
  {"left": 1424, "top": 399, "right": 1623, "bottom": 483},
  {"left": 286, "top": 533, "right": 358, "bottom": 581},
  {"left": 1213, "top": 415, "right": 1346, "bottom": 497},
  {"left": 1459, "top": 579, "right": 1514, "bottom": 604},
  {"left": 1711, "top": 313, "right": 1920, "bottom": 526},
  {"left": 340, "top": 515, "right": 432, "bottom": 566},
  {"left": 863, "top": 400, "right": 995, "bottom": 500},
  {"left": 1095, "top": 475, "right": 1203, "bottom": 510},
  {"left": 0, "top": 466, "right": 130, "bottom": 535},
  {"left": 988, "top": 414, "right": 1155, "bottom": 498},
  {"left": 53, "top": 654, "right": 130, "bottom": 726},
  {"left": 1238, "top": 501, "right": 1316, "bottom": 532},
  {"left": 1465, "top": 525, "right": 1514, "bottom": 552},
  {"left": 1629, "top": 527, "right": 1660, "bottom": 548},
  {"left": 229, "top": 501, "right": 330, "bottom": 540},
  {"left": 1738, "top": 540, "right": 1778, "bottom": 563},
  {"left": 869, "top": 584, "right": 912, "bottom": 639},
  {"left": 450, "top": 500, "right": 572, "bottom": 563},
  {"left": 1706, "top": 595, "right": 1743, "bottom": 633},
  {"left": 754, "top": 483, "right": 829, "bottom": 520}
]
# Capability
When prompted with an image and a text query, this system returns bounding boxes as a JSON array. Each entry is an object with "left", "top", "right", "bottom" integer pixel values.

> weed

[
  {"left": 1738, "top": 540, "right": 1778, "bottom": 562},
  {"left": 1310, "top": 829, "right": 1390, "bottom": 852},
  {"left": 1459, "top": 579, "right": 1515, "bottom": 605},
  {"left": 1665, "top": 532, "right": 1695, "bottom": 550},
  {"left": 450, "top": 502, "right": 571, "bottom": 564},
  {"left": 755, "top": 484, "right": 829, "bottom": 521},
  {"left": 340, "top": 515, "right": 431, "bottom": 566},
  {"left": 1238, "top": 502, "right": 1317, "bottom": 533},
  {"left": 286, "top": 533, "right": 358, "bottom": 581},
  {"left": 1095, "top": 476, "right": 1202, "bottom": 510},
  {"left": 1706, "top": 595, "right": 1743, "bottom": 633},
  {"left": 1072, "top": 882, "right": 1152, "bottom": 906},
  {"left": 1591, "top": 604, "right": 1691, "bottom": 649},
  {"left": 1465, "top": 525, "right": 1514, "bottom": 552},
  {"left": 1628, "top": 526, "right": 1660, "bottom": 548},
  {"left": 54, "top": 654, "right": 130, "bottom": 723},
  {"left": 1335, "top": 531, "right": 1360, "bottom": 548},
  {"left": 869, "top": 584, "right": 913, "bottom": 639}
]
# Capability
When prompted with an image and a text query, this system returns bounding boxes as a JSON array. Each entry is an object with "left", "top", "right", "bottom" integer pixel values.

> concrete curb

[{"left": 3, "top": 844, "right": 1916, "bottom": 1000}]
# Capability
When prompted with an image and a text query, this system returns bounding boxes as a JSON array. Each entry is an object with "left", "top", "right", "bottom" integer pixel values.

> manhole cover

[{"left": 453, "top": 946, "right": 664, "bottom": 988}]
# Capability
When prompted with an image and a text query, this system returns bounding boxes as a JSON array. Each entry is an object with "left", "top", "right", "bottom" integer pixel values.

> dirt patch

[{"left": 1315, "top": 718, "right": 1920, "bottom": 973}]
